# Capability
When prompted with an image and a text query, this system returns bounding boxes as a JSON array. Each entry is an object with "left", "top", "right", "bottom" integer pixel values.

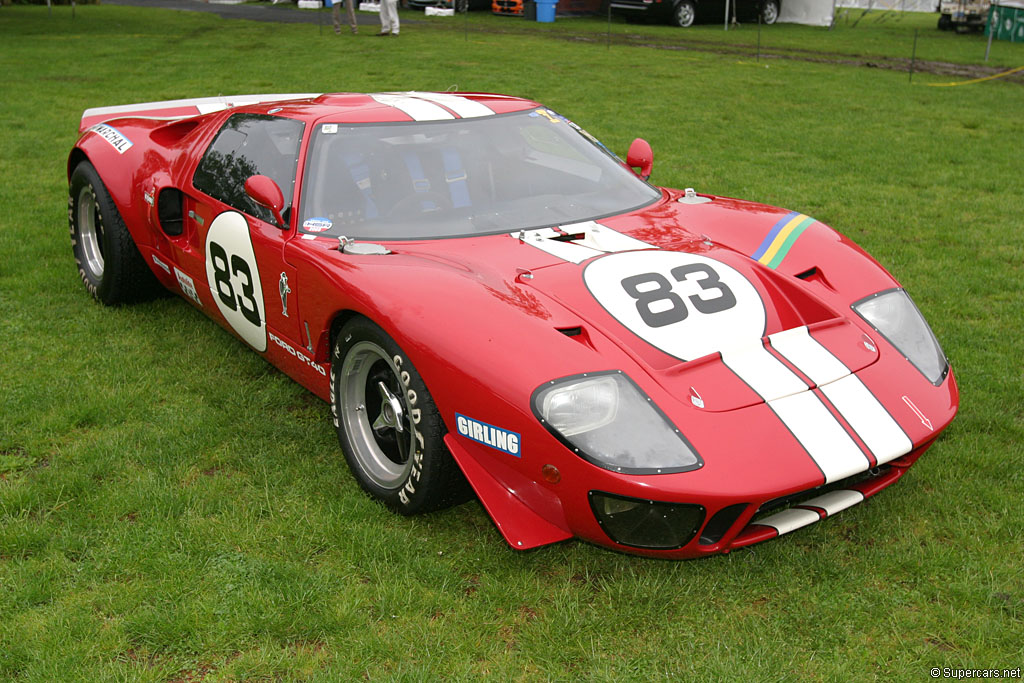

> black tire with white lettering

[
  {"left": 332, "top": 316, "right": 470, "bottom": 515},
  {"left": 68, "top": 160, "right": 161, "bottom": 305}
]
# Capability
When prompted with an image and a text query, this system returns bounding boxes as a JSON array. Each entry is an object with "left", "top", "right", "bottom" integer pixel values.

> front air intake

[{"left": 589, "top": 491, "right": 705, "bottom": 550}]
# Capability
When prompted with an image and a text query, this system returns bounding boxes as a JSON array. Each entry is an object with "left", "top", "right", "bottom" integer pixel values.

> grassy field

[
  {"left": 1, "top": 4, "right": 1023, "bottom": 680},
  {"left": 435, "top": 5, "right": 1024, "bottom": 71}
]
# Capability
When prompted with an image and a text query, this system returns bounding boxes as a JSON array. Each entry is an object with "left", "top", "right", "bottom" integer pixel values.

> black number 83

[
  {"left": 621, "top": 263, "right": 737, "bottom": 328},
  {"left": 209, "top": 241, "right": 261, "bottom": 328}
]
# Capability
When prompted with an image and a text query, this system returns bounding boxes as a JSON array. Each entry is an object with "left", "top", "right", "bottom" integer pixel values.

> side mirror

[
  {"left": 627, "top": 138, "right": 653, "bottom": 181},
  {"left": 244, "top": 175, "right": 287, "bottom": 229}
]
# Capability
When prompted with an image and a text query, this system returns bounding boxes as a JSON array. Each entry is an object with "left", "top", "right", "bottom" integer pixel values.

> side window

[{"left": 193, "top": 114, "right": 305, "bottom": 224}]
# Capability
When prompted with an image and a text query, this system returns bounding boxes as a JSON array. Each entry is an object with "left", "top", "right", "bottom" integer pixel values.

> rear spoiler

[{"left": 79, "top": 93, "right": 321, "bottom": 133}]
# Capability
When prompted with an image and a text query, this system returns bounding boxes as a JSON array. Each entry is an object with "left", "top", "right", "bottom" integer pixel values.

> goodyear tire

[
  {"left": 332, "top": 316, "right": 470, "bottom": 514},
  {"left": 68, "top": 160, "right": 161, "bottom": 305}
]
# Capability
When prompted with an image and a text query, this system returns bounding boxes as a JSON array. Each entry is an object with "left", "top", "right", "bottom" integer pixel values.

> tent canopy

[{"left": 778, "top": 0, "right": 939, "bottom": 27}]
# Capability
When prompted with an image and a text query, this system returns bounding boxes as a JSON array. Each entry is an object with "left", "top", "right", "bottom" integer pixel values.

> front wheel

[
  {"left": 68, "top": 160, "right": 161, "bottom": 305},
  {"left": 673, "top": 0, "right": 696, "bottom": 27},
  {"left": 761, "top": 0, "right": 779, "bottom": 24},
  {"left": 331, "top": 316, "right": 470, "bottom": 514}
]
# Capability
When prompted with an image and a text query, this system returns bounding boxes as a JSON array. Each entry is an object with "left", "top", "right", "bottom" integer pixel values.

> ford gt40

[{"left": 67, "top": 92, "right": 958, "bottom": 558}]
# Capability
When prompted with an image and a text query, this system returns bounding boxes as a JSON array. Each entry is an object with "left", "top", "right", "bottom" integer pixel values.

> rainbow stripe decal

[{"left": 752, "top": 212, "right": 817, "bottom": 269}]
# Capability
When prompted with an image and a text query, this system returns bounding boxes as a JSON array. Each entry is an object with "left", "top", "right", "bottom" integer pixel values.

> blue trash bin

[{"left": 535, "top": 0, "right": 556, "bottom": 21}]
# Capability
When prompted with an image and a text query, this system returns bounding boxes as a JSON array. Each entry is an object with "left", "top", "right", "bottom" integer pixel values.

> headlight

[
  {"left": 853, "top": 288, "right": 948, "bottom": 385},
  {"left": 532, "top": 371, "right": 702, "bottom": 474}
]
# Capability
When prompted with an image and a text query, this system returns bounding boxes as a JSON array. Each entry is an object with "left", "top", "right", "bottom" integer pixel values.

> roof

[{"left": 80, "top": 92, "right": 539, "bottom": 131}]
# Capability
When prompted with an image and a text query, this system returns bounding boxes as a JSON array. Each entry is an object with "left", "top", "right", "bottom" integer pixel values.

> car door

[{"left": 185, "top": 113, "right": 307, "bottom": 355}]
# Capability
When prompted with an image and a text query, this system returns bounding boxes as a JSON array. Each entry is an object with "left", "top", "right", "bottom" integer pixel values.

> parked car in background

[
  {"left": 611, "top": 0, "right": 780, "bottom": 27},
  {"left": 492, "top": 0, "right": 523, "bottom": 15},
  {"left": 937, "top": 0, "right": 989, "bottom": 30}
]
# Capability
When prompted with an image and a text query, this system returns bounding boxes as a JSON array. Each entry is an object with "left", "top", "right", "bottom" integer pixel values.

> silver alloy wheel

[
  {"left": 674, "top": 1, "right": 695, "bottom": 27},
  {"left": 77, "top": 185, "right": 105, "bottom": 280},
  {"left": 762, "top": 0, "right": 779, "bottom": 23},
  {"left": 339, "top": 340, "right": 417, "bottom": 490}
]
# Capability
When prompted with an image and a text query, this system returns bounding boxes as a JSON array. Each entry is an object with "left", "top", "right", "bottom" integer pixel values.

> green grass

[
  {"left": 1, "top": 4, "right": 1023, "bottom": 680},
  {"left": 425, "top": 7, "right": 1024, "bottom": 70}
]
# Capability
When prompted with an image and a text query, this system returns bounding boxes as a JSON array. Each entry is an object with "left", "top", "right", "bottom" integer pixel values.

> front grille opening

[
  {"left": 699, "top": 503, "right": 748, "bottom": 546},
  {"left": 757, "top": 465, "right": 890, "bottom": 516}
]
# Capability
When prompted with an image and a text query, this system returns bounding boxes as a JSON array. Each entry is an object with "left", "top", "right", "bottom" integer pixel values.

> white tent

[
  {"left": 778, "top": 0, "right": 836, "bottom": 25},
  {"left": 771, "top": 0, "right": 938, "bottom": 27},
  {"left": 834, "top": 0, "right": 938, "bottom": 12}
]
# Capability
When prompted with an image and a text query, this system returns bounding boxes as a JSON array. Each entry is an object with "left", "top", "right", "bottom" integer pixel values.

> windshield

[{"left": 297, "top": 108, "right": 661, "bottom": 240}]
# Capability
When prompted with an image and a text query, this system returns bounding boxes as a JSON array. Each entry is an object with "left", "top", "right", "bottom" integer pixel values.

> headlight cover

[
  {"left": 853, "top": 288, "right": 949, "bottom": 385},
  {"left": 532, "top": 371, "right": 702, "bottom": 474}
]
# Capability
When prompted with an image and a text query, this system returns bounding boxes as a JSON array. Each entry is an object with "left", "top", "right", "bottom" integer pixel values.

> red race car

[{"left": 67, "top": 92, "right": 958, "bottom": 558}]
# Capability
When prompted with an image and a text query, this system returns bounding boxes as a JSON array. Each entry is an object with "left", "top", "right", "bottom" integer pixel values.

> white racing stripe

[
  {"left": 756, "top": 489, "right": 865, "bottom": 536},
  {"left": 720, "top": 341, "right": 808, "bottom": 403},
  {"left": 404, "top": 92, "right": 495, "bottom": 118},
  {"left": 370, "top": 93, "right": 455, "bottom": 121},
  {"left": 721, "top": 339, "right": 869, "bottom": 483},
  {"left": 82, "top": 93, "right": 320, "bottom": 121},
  {"left": 770, "top": 326, "right": 912, "bottom": 467},
  {"left": 799, "top": 489, "right": 865, "bottom": 515},
  {"left": 820, "top": 375, "right": 912, "bottom": 465},
  {"left": 769, "top": 391, "right": 870, "bottom": 482},
  {"left": 769, "top": 326, "right": 848, "bottom": 385},
  {"left": 756, "top": 508, "right": 820, "bottom": 535}
]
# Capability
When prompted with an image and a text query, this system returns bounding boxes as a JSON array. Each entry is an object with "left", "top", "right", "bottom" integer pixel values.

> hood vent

[{"left": 515, "top": 222, "right": 653, "bottom": 265}]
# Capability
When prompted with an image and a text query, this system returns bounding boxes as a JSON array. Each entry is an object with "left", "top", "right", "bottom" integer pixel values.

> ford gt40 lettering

[{"left": 67, "top": 91, "right": 958, "bottom": 559}]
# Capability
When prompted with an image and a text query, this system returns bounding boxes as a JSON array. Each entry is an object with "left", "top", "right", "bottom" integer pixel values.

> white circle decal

[
  {"left": 584, "top": 251, "right": 766, "bottom": 362},
  {"left": 205, "top": 211, "right": 267, "bottom": 353}
]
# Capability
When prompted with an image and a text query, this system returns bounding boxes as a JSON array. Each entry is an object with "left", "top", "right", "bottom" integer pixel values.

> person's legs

[
  {"left": 380, "top": 0, "right": 399, "bottom": 34},
  {"left": 345, "top": 0, "right": 358, "bottom": 32}
]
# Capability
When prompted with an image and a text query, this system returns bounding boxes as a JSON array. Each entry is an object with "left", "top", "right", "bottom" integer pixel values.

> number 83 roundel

[
  {"left": 584, "top": 250, "right": 767, "bottom": 362},
  {"left": 205, "top": 211, "right": 267, "bottom": 353}
]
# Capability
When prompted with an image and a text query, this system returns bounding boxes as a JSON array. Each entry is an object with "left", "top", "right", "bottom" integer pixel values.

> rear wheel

[
  {"left": 68, "top": 160, "right": 161, "bottom": 305},
  {"left": 937, "top": 13, "right": 952, "bottom": 29},
  {"left": 761, "top": 0, "right": 779, "bottom": 24},
  {"left": 673, "top": 0, "right": 696, "bottom": 27},
  {"left": 331, "top": 316, "right": 470, "bottom": 514}
]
